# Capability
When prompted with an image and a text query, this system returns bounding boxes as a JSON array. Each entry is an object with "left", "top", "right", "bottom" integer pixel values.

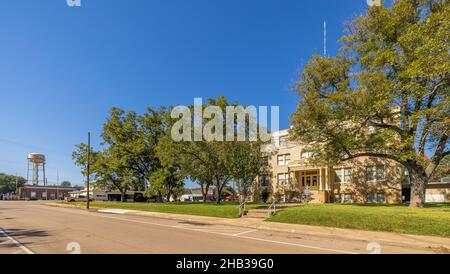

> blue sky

[{"left": 0, "top": 0, "right": 372, "bottom": 186}]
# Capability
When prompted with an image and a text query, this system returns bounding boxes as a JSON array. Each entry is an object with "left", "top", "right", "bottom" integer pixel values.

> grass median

[
  {"left": 61, "top": 201, "right": 267, "bottom": 219},
  {"left": 268, "top": 203, "right": 450, "bottom": 238}
]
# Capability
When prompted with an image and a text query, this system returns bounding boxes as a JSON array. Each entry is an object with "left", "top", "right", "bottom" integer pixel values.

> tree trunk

[
  {"left": 409, "top": 168, "right": 428, "bottom": 208},
  {"left": 205, "top": 184, "right": 211, "bottom": 203},
  {"left": 215, "top": 185, "right": 223, "bottom": 204},
  {"left": 239, "top": 194, "right": 246, "bottom": 218},
  {"left": 215, "top": 192, "right": 221, "bottom": 204},
  {"left": 121, "top": 190, "right": 127, "bottom": 203},
  {"left": 157, "top": 191, "right": 163, "bottom": 203},
  {"left": 212, "top": 178, "right": 223, "bottom": 204}
]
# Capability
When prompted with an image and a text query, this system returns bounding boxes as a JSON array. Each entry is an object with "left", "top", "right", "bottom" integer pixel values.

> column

[{"left": 319, "top": 169, "right": 324, "bottom": 191}]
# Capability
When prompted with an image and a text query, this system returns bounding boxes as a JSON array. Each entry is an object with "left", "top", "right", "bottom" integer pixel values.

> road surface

[{"left": 0, "top": 201, "right": 439, "bottom": 254}]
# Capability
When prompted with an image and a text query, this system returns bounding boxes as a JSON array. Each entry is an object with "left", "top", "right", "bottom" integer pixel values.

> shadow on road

[{"left": 2, "top": 228, "right": 49, "bottom": 238}]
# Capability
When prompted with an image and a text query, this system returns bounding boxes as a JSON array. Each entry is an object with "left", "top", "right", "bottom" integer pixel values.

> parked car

[{"left": 65, "top": 195, "right": 92, "bottom": 202}]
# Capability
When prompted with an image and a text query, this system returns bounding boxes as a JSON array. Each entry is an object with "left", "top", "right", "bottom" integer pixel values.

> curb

[{"left": 45, "top": 202, "right": 450, "bottom": 252}]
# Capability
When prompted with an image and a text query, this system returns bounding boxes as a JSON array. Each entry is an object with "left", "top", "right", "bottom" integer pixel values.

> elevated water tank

[
  {"left": 27, "top": 153, "right": 46, "bottom": 164},
  {"left": 27, "top": 153, "right": 46, "bottom": 186}
]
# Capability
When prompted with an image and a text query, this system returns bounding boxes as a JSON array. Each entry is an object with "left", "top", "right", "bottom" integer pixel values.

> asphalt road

[{"left": 0, "top": 201, "right": 439, "bottom": 254}]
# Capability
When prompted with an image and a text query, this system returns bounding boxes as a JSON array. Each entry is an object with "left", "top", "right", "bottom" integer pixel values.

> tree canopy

[
  {"left": 291, "top": 0, "right": 449, "bottom": 207},
  {"left": 0, "top": 173, "right": 26, "bottom": 194}
]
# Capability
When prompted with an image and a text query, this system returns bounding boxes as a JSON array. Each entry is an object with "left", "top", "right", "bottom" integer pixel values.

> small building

[
  {"left": 180, "top": 188, "right": 215, "bottom": 202},
  {"left": 253, "top": 129, "right": 450, "bottom": 204},
  {"left": 425, "top": 179, "right": 450, "bottom": 203},
  {"left": 18, "top": 185, "right": 76, "bottom": 200},
  {"left": 67, "top": 186, "right": 146, "bottom": 202}
]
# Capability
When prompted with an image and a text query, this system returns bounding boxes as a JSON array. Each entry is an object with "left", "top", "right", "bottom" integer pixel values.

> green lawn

[
  {"left": 61, "top": 201, "right": 267, "bottom": 219},
  {"left": 268, "top": 203, "right": 450, "bottom": 238}
]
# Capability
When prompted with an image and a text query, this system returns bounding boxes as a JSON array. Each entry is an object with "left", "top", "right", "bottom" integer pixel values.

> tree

[
  {"left": 73, "top": 107, "right": 168, "bottom": 202},
  {"left": 72, "top": 143, "right": 101, "bottom": 179},
  {"left": 157, "top": 97, "right": 236, "bottom": 204},
  {"left": 227, "top": 140, "right": 265, "bottom": 216},
  {"left": 60, "top": 181, "right": 72, "bottom": 187},
  {"left": 0, "top": 173, "right": 26, "bottom": 194},
  {"left": 431, "top": 155, "right": 450, "bottom": 181},
  {"left": 147, "top": 164, "right": 184, "bottom": 202},
  {"left": 291, "top": 0, "right": 449, "bottom": 207},
  {"left": 101, "top": 107, "right": 166, "bottom": 191}
]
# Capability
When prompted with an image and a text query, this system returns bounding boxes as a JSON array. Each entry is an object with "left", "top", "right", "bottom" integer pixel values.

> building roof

[{"left": 19, "top": 185, "right": 76, "bottom": 191}]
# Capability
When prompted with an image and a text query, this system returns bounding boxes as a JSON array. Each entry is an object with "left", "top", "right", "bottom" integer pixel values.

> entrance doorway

[
  {"left": 300, "top": 171, "right": 319, "bottom": 191},
  {"left": 402, "top": 188, "right": 411, "bottom": 203}
]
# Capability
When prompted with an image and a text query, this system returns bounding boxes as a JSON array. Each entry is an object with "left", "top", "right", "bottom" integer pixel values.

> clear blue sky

[{"left": 0, "top": 0, "right": 373, "bottom": 186}]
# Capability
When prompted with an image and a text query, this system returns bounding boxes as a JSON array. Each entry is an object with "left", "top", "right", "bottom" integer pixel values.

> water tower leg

[{"left": 27, "top": 161, "right": 30, "bottom": 185}]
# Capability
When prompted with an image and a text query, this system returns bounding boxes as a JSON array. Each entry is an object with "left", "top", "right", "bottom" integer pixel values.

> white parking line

[
  {"left": 0, "top": 228, "right": 34, "bottom": 254},
  {"left": 233, "top": 230, "right": 258, "bottom": 236},
  {"left": 98, "top": 209, "right": 129, "bottom": 214},
  {"left": 96, "top": 214, "right": 358, "bottom": 254}
]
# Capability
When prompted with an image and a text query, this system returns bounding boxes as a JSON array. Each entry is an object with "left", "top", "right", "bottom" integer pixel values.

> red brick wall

[{"left": 19, "top": 187, "right": 75, "bottom": 200}]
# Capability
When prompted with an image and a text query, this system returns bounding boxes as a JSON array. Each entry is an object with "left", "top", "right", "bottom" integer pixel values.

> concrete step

[
  {"left": 244, "top": 209, "right": 273, "bottom": 219},
  {"left": 248, "top": 208, "right": 268, "bottom": 213}
]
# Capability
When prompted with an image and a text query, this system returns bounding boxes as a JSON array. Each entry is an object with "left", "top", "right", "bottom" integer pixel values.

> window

[
  {"left": 260, "top": 176, "right": 270, "bottom": 187},
  {"left": 335, "top": 193, "right": 353, "bottom": 204},
  {"left": 367, "top": 193, "right": 386, "bottom": 204},
  {"left": 277, "top": 173, "right": 290, "bottom": 186},
  {"left": 334, "top": 168, "right": 352, "bottom": 183},
  {"left": 42, "top": 192, "right": 47, "bottom": 199},
  {"left": 344, "top": 168, "right": 352, "bottom": 182},
  {"left": 301, "top": 151, "right": 313, "bottom": 159},
  {"left": 277, "top": 154, "right": 291, "bottom": 166},
  {"left": 367, "top": 166, "right": 385, "bottom": 181},
  {"left": 262, "top": 156, "right": 269, "bottom": 167},
  {"left": 334, "top": 169, "right": 342, "bottom": 183},
  {"left": 279, "top": 136, "right": 289, "bottom": 147}
]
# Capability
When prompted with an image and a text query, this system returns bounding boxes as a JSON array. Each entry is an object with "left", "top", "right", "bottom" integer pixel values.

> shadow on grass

[{"left": 425, "top": 203, "right": 450, "bottom": 208}]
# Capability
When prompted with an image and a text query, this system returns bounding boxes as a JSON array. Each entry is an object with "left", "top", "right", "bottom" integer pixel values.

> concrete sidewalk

[{"left": 47, "top": 202, "right": 450, "bottom": 253}]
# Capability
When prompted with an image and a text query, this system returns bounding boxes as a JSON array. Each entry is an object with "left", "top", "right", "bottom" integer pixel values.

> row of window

[
  {"left": 335, "top": 193, "right": 386, "bottom": 204},
  {"left": 261, "top": 166, "right": 385, "bottom": 187},
  {"left": 333, "top": 166, "right": 385, "bottom": 183},
  {"left": 263, "top": 151, "right": 314, "bottom": 167},
  {"left": 30, "top": 192, "right": 64, "bottom": 199}
]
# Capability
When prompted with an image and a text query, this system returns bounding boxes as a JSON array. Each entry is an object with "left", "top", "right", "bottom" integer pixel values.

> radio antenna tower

[{"left": 324, "top": 21, "right": 327, "bottom": 57}]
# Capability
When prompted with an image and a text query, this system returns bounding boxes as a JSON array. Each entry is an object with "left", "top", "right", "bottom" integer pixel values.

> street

[{"left": 0, "top": 201, "right": 441, "bottom": 254}]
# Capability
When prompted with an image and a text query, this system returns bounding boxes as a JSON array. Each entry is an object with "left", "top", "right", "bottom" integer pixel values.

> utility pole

[
  {"left": 15, "top": 173, "right": 18, "bottom": 200},
  {"left": 45, "top": 178, "right": 48, "bottom": 201},
  {"left": 87, "top": 132, "right": 91, "bottom": 210}
]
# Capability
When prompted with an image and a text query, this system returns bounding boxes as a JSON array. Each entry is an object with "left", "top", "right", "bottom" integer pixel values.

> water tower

[{"left": 27, "top": 153, "right": 46, "bottom": 186}]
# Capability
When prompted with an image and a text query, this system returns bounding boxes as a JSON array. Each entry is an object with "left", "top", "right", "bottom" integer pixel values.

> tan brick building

[{"left": 253, "top": 129, "right": 404, "bottom": 204}]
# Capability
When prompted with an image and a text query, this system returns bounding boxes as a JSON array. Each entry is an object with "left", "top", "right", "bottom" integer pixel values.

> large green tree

[
  {"left": 60, "top": 181, "right": 72, "bottom": 187},
  {"left": 157, "top": 125, "right": 232, "bottom": 204},
  {"left": 159, "top": 97, "right": 265, "bottom": 204},
  {"left": 0, "top": 173, "right": 26, "bottom": 194},
  {"left": 291, "top": 0, "right": 449, "bottom": 207},
  {"left": 73, "top": 107, "right": 168, "bottom": 201},
  {"left": 147, "top": 164, "right": 184, "bottom": 202},
  {"left": 227, "top": 140, "right": 265, "bottom": 215},
  {"left": 102, "top": 107, "right": 167, "bottom": 190}
]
